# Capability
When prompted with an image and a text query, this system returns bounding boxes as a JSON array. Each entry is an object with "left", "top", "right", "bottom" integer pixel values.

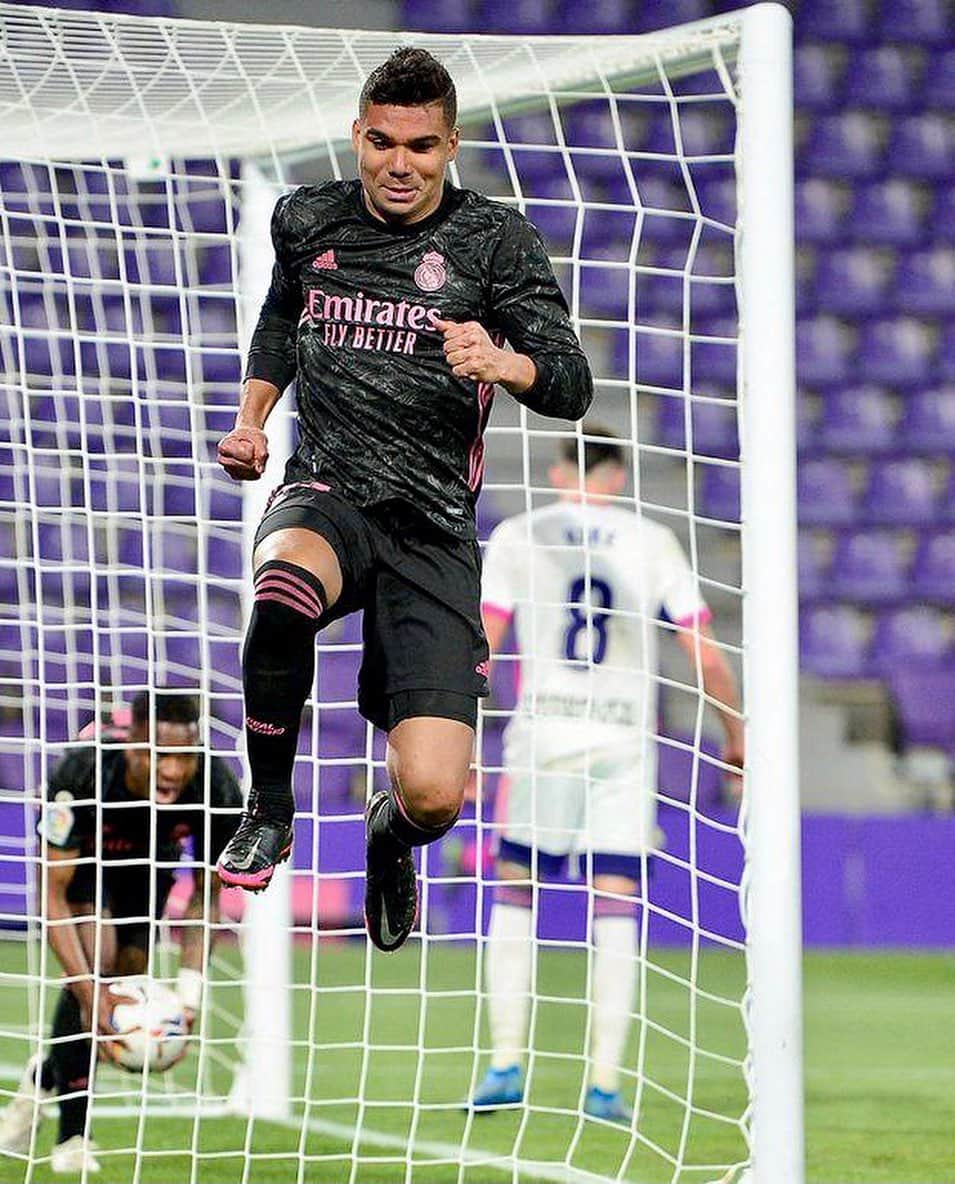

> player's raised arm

[
  {"left": 218, "top": 193, "right": 304, "bottom": 481},
  {"left": 486, "top": 214, "right": 593, "bottom": 421}
]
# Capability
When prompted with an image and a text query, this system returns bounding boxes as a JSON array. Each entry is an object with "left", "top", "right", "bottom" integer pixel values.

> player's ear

[
  {"left": 446, "top": 126, "right": 460, "bottom": 162},
  {"left": 608, "top": 465, "right": 627, "bottom": 495},
  {"left": 351, "top": 118, "right": 362, "bottom": 153}
]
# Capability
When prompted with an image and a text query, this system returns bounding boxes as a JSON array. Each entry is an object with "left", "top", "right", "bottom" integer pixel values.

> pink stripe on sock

[
  {"left": 254, "top": 575, "right": 322, "bottom": 618},
  {"left": 497, "top": 883, "right": 532, "bottom": 909},
  {"left": 254, "top": 569, "right": 323, "bottom": 613},
  {"left": 256, "top": 589, "right": 321, "bottom": 616},
  {"left": 593, "top": 894, "right": 637, "bottom": 920}
]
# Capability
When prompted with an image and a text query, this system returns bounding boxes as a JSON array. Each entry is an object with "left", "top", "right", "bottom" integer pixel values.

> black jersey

[
  {"left": 39, "top": 746, "right": 243, "bottom": 872},
  {"left": 245, "top": 180, "right": 593, "bottom": 539}
]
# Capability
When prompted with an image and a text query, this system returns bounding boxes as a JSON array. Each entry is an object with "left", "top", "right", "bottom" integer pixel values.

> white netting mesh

[{"left": 0, "top": 5, "right": 759, "bottom": 1182}]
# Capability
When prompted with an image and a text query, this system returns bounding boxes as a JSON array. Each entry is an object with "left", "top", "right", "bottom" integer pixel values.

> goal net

[{"left": 0, "top": 4, "right": 801, "bottom": 1183}]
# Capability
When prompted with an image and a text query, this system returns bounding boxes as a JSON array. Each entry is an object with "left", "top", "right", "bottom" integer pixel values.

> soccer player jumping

[{"left": 214, "top": 48, "right": 592, "bottom": 953}]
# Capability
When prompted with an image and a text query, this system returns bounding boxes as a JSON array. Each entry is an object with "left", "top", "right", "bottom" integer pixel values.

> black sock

[
  {"left": 373, "top": 790, "right": 459, "bottom": 850},
  {"left": 242, "top": 561, "right": 325, "bottom": 823},
  {"left": 37, "top": 1055, "right": 55, "bottom": 1093},
  {"left": 49, "top": 988, "right": 91, "bottom": 1144}
]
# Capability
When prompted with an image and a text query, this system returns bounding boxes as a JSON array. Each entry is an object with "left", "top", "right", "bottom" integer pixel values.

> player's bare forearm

[
  {"left": 677, "top": 627, "right": 744, "bottom": 766},
  {"left": 217, "top": 379, "right": 281, "bottom": 480},
  {"left": 178, "top": 886, "right": 217, "bottom": 973},
  {"left": 45, "top": 885, "right": 93, "bottom": 1002}
]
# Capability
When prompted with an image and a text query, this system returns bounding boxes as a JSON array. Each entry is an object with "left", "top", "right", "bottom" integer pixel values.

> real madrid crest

[{"left": 414, "top": 250, "right": 447, "bottom": 292}]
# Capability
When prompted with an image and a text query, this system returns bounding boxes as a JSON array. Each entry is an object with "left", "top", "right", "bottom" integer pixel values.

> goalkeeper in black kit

[{"left": 215, "top": 47, "right": 593, "bottom": 953}]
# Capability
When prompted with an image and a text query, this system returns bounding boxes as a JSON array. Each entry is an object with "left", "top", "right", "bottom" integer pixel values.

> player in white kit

[{"left": 469, "top": 425, "right": 744, "bottom": 1122}]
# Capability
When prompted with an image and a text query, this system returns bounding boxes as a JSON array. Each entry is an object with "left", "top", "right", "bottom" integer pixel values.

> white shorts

[{"left": 495, "top": 749, "right": 659, "bottom": 859}]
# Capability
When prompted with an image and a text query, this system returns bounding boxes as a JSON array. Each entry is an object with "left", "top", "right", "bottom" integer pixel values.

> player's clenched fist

[
  {"left": 434, "top": 318, "right": 505, "bottom": 382},
  {"left": 218, "top": 426, "right": 269, "bottom": 481},
  {"left": 434, "top": 318, "right": 538, "bottom": 394}
]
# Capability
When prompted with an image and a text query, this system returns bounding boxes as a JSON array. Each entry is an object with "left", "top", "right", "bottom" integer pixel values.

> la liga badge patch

[{"left": 42, "top": 801, "right": 75, "bottom": 846}]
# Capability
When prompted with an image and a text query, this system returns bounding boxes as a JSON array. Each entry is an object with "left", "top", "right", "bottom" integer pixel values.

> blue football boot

[
  {"left": 469, "top": 1065, "right": 524, "bottom": 1110},
  {"left": 584, "top": 1085, "right": 633, "bottom": 1123}
]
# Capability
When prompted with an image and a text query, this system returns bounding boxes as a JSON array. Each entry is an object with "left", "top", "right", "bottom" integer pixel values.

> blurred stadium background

[{"left": 1, "top": 0, "right": 953, "bottom": 1180}]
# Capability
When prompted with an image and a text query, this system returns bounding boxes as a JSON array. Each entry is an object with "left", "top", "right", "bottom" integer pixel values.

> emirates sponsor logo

[
  {"left": 414, "top": 250, "right": 447, "bottom": 292},
  {"left": 312, "top": 249, "right": 338, "bottom": 270},
  {"left": 246, "top": 716, "right": 286, "bottom": 736}
]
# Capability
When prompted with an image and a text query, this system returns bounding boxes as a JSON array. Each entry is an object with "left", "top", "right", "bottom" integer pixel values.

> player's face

[
  {"left": 352, "top": 101, "right": 459, "bottom": 225},
  {"left": 125, "top": 721, "right": 200, "bottom": 804}
]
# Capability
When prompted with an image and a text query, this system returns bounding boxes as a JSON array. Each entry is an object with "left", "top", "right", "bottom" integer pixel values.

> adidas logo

[{"left": 312, "top": 249, "right": 338, "bottom": 270}]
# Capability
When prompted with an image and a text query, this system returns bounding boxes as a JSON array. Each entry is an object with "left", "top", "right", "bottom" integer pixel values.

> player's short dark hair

[
  {"left": 130, "top": 690, "right": 200, "bottom": 730},
  {"left": 559, "top": 423, "right": 626, "bottom": 473},
  {"left": 359, "top": 48, "right": 457, "bottom": 128}
]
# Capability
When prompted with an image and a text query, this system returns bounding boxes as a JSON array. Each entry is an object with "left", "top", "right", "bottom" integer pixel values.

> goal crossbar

[{"left": 1, "top": 2, "right": 744, "bottom": 160}]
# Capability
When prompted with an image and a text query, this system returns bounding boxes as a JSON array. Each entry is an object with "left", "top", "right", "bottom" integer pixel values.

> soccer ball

[{"left": 108, "top": 977, "right": 187, "bottom": 1073}]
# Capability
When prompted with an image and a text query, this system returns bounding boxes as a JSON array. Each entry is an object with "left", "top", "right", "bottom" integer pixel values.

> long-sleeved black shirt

[{"left": 245, "top": 179, "right": 593, "bottom": 539}]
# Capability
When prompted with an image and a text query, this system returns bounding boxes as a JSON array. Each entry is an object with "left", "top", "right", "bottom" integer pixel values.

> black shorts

[
  {"left": 66, "top": 864, "right": 175, "bottom": 955},
  {"left": 254, "top": 483, "right": 490, "bottom": 733}
]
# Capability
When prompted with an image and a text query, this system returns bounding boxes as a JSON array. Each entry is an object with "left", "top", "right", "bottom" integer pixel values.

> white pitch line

[{"left": 0, "top": 1065, "right": 619, "bottom": 1184}]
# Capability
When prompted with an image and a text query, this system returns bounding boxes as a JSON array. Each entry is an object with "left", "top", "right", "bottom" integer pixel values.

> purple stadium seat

[
  {"left": 799, "top": 605, "right": 871, "bottom": 680},
  {"left": 796, "top": 316, "right": 854, "bottom": 387},
  {"left": 818, "top": 387, "right": 898, "bottom": 453},
  {"left": 796, "top": 0, "right": 872, "bottom": 42},
  {"left": 562, "top": 103, "right": 617, "bottom": 151},
  {"left": 902, "top": 389, "right": 955, "bottom": 453},
  {"left": 698, "top": 177, "right": 736, "bottom": 230},
  {"left": 861, "top": 457, "right": 939, "bottom": 525},
  {"left": 801, "top": 114, "right": 885, "bottom": 179},
  {"left": 798, "top": 396, "right": 822, "bottom": 456},
  {"left": 198, "top": 245, "right": 232, "bottom": 286},
  {"left": 620, "top": 329, "right": 682, "bottom": 388},
  {"left": 855, "top": 318, "right": 935, "bottom": 387},
  {"left": 895, "top": 248, "right": 955, "bottom": 315},
  {"left": 794, "top": 45, "right": 844, "bottom": 111},
  {"left": 890, "top": 668, "right": 955, "bottom": 750},
  {"left": 843, "top": 47, "right": 919, "bottom": 111},
  {"left": 849, "top": 180, "right": 928, "bottom": 248},
  {"left": 871, "top": 606, "right": 953, "bottom": 673},
  {"left": 797, "top": 458, "right": 858, "bottom": 527},
  {"left": 879, "top": 0, "right": 951, "bottom": 44},
  {"left": 579, "top": 258, "right": 630, "bottom": 318},
  {"left": 922, "top": 49, "right": 955, "bottom": 108},
  {"left": 888, "top": 115, "right": 953, "bottom": 179},
  {"left": 813, "top": 248, "right": 893, "bottom": 317},
  {"left": 699, "top": 464, "right": 740, "bottom": 524},
  {"left": 482, "top": 0, "right": 559, "bottom": 32},
  {"left": 795, "top": 180, "right": 848, "bottom": 245},
  {"left": 656, "top": 394, "right": 738, "bottom": 460},
  {"left": 403, "top": 0, "right": 475, "bottom": 32},
  {"left": 942, "top": 325, "right": 955, "bottom": 384},
  {"left": 632, "top": 0, "right": 709, "bottom": 32},
  {"left": 692, "top": 321, "right": 738, "bottom": 385},
  {"left": 912, "top": 532, "right": 955, "bottom": 605},
  {"left": 556, "top": 0, "right": 630, "bottom": 33},
  {"left": 828, "top": 530, "right": 910, "bottom": 604},
  {"left": 798, "top": 531, "right": 832, "bottom": 603},
  {"left": 676, "top": 109, "right": 734, "bottom": 159}
]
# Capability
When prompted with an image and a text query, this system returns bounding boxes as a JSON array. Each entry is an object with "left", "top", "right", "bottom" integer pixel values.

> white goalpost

[{"left": 0, "top": 3, "right": 801, "bottom": 1182}]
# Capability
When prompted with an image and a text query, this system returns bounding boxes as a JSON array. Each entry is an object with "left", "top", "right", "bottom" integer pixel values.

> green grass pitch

[{"left": 0, "top": 941, "right": 951, "bottom": 1182}]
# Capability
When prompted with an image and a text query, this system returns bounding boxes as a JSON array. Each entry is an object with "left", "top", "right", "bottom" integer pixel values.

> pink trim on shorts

[{"left": 481, "top": 602, "right": 513, "bottom": 625}]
